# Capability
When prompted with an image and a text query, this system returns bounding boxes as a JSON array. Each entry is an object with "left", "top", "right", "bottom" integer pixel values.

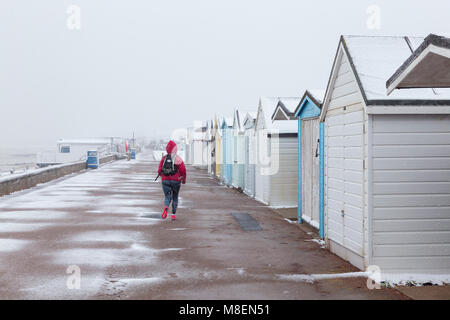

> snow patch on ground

[
  {"left": 278, "top": 272, "right": 450, "bottom": 287},
  {"left": 86, "top": 206, "right": 152, "bottom": 215},
  {"left": 0, "top": 210, "right": 67, "bottom": 220},
  {"left": 283, "top": 218, "right": 297, "bottom": 224},
  {"left": 70, "top": 231, "right": 144, "bottom": 243},
  {"left": 119, "top": 277, "right": 164, "bottom": 286},
  {"left": 226, "top": 267, "right": 246, "bottom": 275},
  {"left": 277, "top": 272, "right": 369, "bottom": 283},
  {"left": 379, "top": 274, "right": 450, "bottom": 287},
  {"left": 167, "top": 228, "right": 187, "bottom": 231},
  {"left": 0, "top": 222, "right": 50, "bottom": 233},
  {"left": 270, "top": 205, "right": 297, "bottom": 209},
  {"left": 19, "top": 273, "right": 106, "bottom": 299},
  {"left": 0, "top": 239, "right": 29, "bottom": 252},
  {"left": 305, "top": 238, "right": 326, "bottom": 248}
]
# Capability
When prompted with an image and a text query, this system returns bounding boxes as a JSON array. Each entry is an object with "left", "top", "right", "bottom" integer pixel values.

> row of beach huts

[{"left": 184, "top": 34, "right": 450, "bottom": 275}]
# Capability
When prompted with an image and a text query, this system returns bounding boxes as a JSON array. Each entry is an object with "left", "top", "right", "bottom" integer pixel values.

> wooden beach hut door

[{"left": 301, "top": 119, "right": 320, "bottom": 228}]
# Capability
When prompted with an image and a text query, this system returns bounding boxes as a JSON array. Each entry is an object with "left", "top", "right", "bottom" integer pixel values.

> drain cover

[
  {"left": 141, "top": 214, "right": 161, "bottom": 219},
  {"left": 231, "top": 212, "right": 262, "bottom": 231}
]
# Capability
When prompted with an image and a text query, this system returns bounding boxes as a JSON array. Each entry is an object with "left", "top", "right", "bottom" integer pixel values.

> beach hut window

[{"left": 60, "top": 146, "right": 70, "bottom": 153}]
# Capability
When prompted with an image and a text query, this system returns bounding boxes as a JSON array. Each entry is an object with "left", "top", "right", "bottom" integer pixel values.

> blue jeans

[{"left": 162, "top": 180, "right": 181, "bottom": 214}]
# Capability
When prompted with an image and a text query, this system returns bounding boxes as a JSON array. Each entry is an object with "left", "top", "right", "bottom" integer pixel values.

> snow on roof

[
  {"left": 259, "top": 97, "right": 299, "bottom": 133},
  {"left": 192, "top": 127, "right": 206, "bottom": 140},
  {"left": 271, "top": 97, "right": 302, "bottom": 121},
  {"left": 386, "top": 34, "right": 450, "bottom": 93},
  {"left": 294, "top": 89, "right": 325, "bottom": 116},
  {"left": 234, "top": 109, "right": 254, "bottom": 132},
  {"left": 242, "top": 111, "right": 257, "bottom": 129},
  {"left": 343, "top": 35, "right": 450, "bottom": 103},
  {"left": 307, "top": 89, "right": 326, "bottom": 104},
  {"left": 272, "top": 118, "right": 298, "bottom": 133},
  {"left": 279, "top": 97, "right": 301, "bottom": 113},
  {"left": 247, "top": 112, "right": 257, "bottom": 119},
  {"left": 222, "top": 117, "right": 233, "bottom": 128}
]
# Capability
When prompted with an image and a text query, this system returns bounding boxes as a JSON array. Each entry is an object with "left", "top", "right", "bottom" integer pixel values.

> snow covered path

[{"left": 0, "top": 152, "right": 406, "bottom": 299}]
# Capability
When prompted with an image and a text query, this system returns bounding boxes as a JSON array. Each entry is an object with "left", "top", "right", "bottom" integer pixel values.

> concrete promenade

[{"left": 0, "top": 152, "right": 408, "bottom": 299}]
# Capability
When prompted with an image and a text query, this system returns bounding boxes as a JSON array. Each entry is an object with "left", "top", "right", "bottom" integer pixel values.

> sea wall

[{"left": 0, "top": 155, "right": 119, "bottom": 197}]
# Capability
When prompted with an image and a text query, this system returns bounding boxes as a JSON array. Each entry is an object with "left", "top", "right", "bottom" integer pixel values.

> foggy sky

[{"left": 1, "top": 0, "right": 449, "bottom": 148}]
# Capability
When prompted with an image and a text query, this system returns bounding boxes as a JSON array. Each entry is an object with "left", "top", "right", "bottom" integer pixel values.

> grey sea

[{"left": 0, "top": 146, "right": 52, "bottom": 175}]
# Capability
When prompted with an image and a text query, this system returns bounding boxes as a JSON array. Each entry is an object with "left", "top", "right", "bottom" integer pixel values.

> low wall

[
  {"left": 100, "top": 154, "right": 116, "bottom": 165},
  {"left": 0, "top": 155, "right": 119, "bottom": 197}
]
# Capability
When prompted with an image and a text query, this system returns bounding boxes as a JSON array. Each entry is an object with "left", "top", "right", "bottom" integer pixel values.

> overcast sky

[{"left": 1, "top": 0, "right": 449, "bottom": 148}]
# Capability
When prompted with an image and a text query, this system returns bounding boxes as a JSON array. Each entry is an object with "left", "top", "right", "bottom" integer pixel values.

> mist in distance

[{"left": 0, "top": 0, "right": 449, "bottom": 148}]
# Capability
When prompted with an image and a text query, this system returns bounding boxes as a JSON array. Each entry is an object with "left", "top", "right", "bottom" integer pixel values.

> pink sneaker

[
  {"left": 171, "top": 214, "right": 177, "bottom": 221},
  {"left": 162, "top": 206, "right": 169, "bottom": 219}
]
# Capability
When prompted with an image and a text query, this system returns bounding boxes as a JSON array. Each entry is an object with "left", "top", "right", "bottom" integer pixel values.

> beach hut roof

[
  {"left": 243, "top": 111, "right": 257, "bottom": 129},
  {"left": 386, "top": 34, "right": 450, "bottom": 94},
  {"left": 234, "top": 109, "right": 254, "bottom": 133},
  {"left": 257, "top": 97, "right": 300, "bottom": 133},
  {"left": 320, "top": 35, "right": 450, "bottom": 121},
  {"left": 341, "top": 35, "right": 450, "bottom": 103},
  {"left": 294, "top": 89, "right": 325, "bottom": 117}
]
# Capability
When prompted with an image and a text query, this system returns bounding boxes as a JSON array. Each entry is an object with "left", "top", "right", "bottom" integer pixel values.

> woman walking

[{"left": 157, "top": 140, "right": 186, "bottom": 220}]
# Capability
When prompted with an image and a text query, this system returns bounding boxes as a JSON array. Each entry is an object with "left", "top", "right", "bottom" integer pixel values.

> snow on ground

[
  {"left": 0, "top": 239, "right": 29, "bottom": 252},
  {"left": 0, "top": 210, "right": 67, "bottom": 220},
  {"left": 50, "top": 244, "right": 184, "bottom": 268},
  {"left": 380, "top": 274, "right": 450, "bottom": 287},
  {"left": 69, "top": 231, "right": 145, "bottom": 243},
  {"left": 278, "top": 272, "right": 450, "bottom": 287},
  {"left": 277, "top": 272, "right": 369, "bottom": 283},
  {"left": 305, "top": 238, "right": 326, "bottom": 248},
  {"left": 119, "top": 277, "right": 164, "bottom": 286},
  {"left": 0, "top": 222, "right": 50, "bottom": 233}
]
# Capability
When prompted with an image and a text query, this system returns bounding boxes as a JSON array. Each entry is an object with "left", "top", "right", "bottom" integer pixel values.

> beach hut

[
  {"left": 254, "top": 97, "right": 300, "bottom": 207},
  {"left": 243, "top": 112, "right": 257, "bottom": 198},
  {"left": 294, "top": 90, "right": 325, "bottom": 238},
  {"left": 185, "top": 127, "right": 194, "bottom": 165},
  {"left": 232, "top": 109, "right": 248, "bottom": 190},
  {"left": 191, "top": 121, "right": 207, "bottom": 169},
  {"left": 215, "top": 117, "right": 223, "bottom": 178},
  {"left": 209, "top": 117, "right": 218, "bottom": 176},
  {"left": 221, "top": 117, "right": 233, "bottom": 185},
  {"left": 320, "top": 35, "right": 450, "bottom": 273},
  {"left": 204, "top": 119, "right": 213, "bottom": 173}
]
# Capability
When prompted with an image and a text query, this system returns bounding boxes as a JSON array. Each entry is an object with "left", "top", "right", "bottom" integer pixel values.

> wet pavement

[{"left": 0, "top": 152, "right": 407, "bottom": 299}]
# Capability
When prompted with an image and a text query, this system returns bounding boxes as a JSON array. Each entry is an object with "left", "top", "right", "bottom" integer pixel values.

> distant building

[{"left": 37, "top": 137, "right": 128, "bottom": 167}]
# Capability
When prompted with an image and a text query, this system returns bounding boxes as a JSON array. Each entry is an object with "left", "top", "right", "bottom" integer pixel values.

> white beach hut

[
  {"left": 204, "top": 119, "right": 213, "bottom": 173},
  {"left": 243, "top": 112, "right": 257, "bottom": 198},
  {"left": 232, "top": 109, "right": 250, "bottom": 190},
  {"left": 191, "top": 121, "right": 207, "bottom": 169},
  {"left": 254, "top": 97, "right": 300, "bottom": 207},
  {"left": 320, "top": 35, "right": 450, "bottom": 274}
]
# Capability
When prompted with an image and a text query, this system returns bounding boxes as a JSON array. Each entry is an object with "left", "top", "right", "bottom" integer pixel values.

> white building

[
  {"left": 254, "top": 97, "right": 300, "bottom": 207},
  {"left": 232, "top": 109, "right": 251, "bottom": 190},
  {"left": 37, "top": 137, "right": 124, "bottom": 166},
  {"left": 243, "top": 112, "right": 257, "bottom": 198},
  {"left": 320, "top": 35, "right": 450, "bottom": 273}
]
